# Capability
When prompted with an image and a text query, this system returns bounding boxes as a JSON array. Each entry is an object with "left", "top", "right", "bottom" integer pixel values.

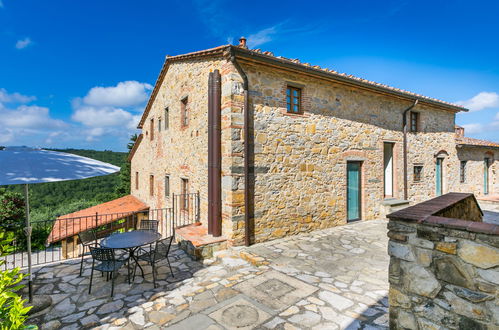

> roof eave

[
  {"left": 137, "top": 45, "right": 230, "bottom": 129},
  {"left": 231, "top": 46, "right": 468, "bottom": 113},
  {"left": 457, "top": 143, "right": 499, "bottom": 149}
]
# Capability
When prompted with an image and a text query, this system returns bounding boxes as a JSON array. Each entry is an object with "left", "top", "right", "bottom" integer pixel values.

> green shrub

[{"left": 0, "top": 230, "right": 34, "bottom": 329}]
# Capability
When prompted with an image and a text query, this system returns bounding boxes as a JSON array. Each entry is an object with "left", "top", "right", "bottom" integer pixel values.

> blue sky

[{"left": 0, "top": 0, "right": 498, "bottom": 151}]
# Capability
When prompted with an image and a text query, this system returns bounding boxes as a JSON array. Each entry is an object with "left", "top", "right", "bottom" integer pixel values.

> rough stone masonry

[
  {"left": 387, "top": 194, "right": 499, "bottom": 329},
  {"left": 130, "top": 44, "right": 499, "bottom": 246}
]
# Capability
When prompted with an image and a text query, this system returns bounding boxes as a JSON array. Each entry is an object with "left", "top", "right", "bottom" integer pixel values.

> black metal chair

[
  {"left": 157, "top": 236, "right": 175, "bottom": 278},
  {"left": 88, "top": 246, "right": 129, "bottom": 297},
  {"left": 78, "top": 229, "right": 99, "bottom": 276},
  {"left": 133, "top": 236, "right": 174, "bottom": 287},
  {"left": 138, "top": 220, "right": 159, "bottom": 232}
]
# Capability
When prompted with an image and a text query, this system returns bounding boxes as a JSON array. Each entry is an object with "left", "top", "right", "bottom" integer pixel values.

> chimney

[
  {"left": 455, "top": 125, "right": 464, "bottom": 138},
  {"left": 238, "top": 37, "right": 248, "bottom": 49}
]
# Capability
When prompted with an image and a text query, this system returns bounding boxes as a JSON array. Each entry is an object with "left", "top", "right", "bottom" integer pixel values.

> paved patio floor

[{"left": 28, "top": 219, "right": 389, "bottom": 330}]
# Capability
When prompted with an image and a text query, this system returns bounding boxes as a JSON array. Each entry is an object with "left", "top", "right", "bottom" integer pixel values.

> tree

[
  {"left": 115, "top": 134, "right": 137, "bottom": 197},
  {"left": 0, "top": 188, "right": 25, "bottom": 230}
]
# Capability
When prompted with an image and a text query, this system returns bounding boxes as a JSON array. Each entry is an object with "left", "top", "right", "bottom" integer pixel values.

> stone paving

[{"left": 27, "top": 219, "right": 389, "bottom": 329}]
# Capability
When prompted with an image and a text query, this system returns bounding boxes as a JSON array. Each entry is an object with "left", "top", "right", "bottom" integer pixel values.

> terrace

[
  {"left": 4, "top": 194, "right": 498, "bottom": 329},
  {"left": 22, "top": 220, "right": 390, "bottom": 329}
]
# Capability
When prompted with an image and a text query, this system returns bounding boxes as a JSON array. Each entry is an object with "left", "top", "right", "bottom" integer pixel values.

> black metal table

[{"left": 100, "top": 230, "right": 161, "bottom": 279}]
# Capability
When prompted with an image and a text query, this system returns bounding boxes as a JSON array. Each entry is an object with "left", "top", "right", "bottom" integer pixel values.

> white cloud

[
  {"left": 0, "top": 88, "right": 36, "bottom": 104},
  {"left": 0, "top": 105, "right": 66, "bottom": 129},
  {"left": 0, "top": 127, "right": 13, "bottom": 144},
  {"left": 456, "top": 92, "right": 499, "bottom": 111},
  {"left": 72, "top": 106, "right": 136, "bottom": 128},
  {"left": 0, "top": 91, "right": 68, "bottom": 146},
  {"left": 461, "top": 123, "right": 484, "bottom": 134},
  {"left": 247, "top": 26, "right": 279, "bottom": 48},
  {"left": 15, "top": 37, "right": 33, "bottom": 50},
  {"left": 82, "top": 81, "right": 153, "bottom": 108},
  {"left": 68, "top": 80, "right": 150, "bottom": 142}
]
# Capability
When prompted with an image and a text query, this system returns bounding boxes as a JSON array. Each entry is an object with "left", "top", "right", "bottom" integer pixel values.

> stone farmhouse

[{"left": 130, "top": 38, "right": 499, "bottom": 247}]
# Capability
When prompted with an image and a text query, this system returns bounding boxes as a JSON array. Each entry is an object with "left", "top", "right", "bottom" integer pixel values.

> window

[
  {"left": 135, "top": 172, "right": 139, "bottom": 190},
  {"left": 150, "top": 118, "right": 154, "bottom": 140},
  {"left": 286, "top": 86, "right": 301, "bottom": 114},
  {"left": 181, "top": 178, "right": 189, "bottom": 210},
  {"left": 165, "top": 107, "right": 169, "bottom": 129},
  {"left": 158, "top": 118, "right": 162, "bottom": 132},
  {"left": 410, "top": 111, "right": 419, "bottom": 132},
  {"left": 413, "top": 165, "right": 423, "bottom": 182},
  {"left": 460, "top": 161, "right": 467, "bottom": 183},
  {"left": 181, "top": 97, "right": 188, "bottom": 127},
  {"left": 164, "top": 175, "right": 170, "bottom": 196},
  {"left": 149, "top": 175, "right": 154, "bottom": 196},
  {"left": 484, "top": 158, "right": 490, "bottom": 195}
]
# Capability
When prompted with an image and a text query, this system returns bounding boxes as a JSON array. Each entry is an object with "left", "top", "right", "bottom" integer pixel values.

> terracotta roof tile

[
  {"left": 456, "top": 136, "right": 499, "bottom": 148},
  {"left": 47, "top": 195, "right": 149, "bottom": 243}
]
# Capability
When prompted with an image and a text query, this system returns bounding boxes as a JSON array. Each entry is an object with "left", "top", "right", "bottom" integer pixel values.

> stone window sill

[{"left": 280, "top": 109, "right": 311, "bottom": 118}]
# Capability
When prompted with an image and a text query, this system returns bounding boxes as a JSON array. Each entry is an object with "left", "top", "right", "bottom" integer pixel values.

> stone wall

[
  {"left": 130, "top": 56, "right": 248, "bottom": 241},
  {"left": 231, "top": 59, "right": 462, "bottom": 244},
  {"left": 456, "top": 147, "right": 497, "bottom": 197},
  {"left": 131, "top": 58, "right": 226, "bottom": 228},
  {"left": 387, "top": 195, "right": 499, "bottom": 329}
]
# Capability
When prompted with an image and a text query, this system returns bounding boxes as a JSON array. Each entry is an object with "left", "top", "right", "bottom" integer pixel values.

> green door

[
  {"left": 484, "top": 158, "right": 489, "bottom": 195},
  {"left": 436, "top": 158, "right": 443, "bottom": 196},
  {"left": 347, "top": 162, "right": 361, "bottom": 221}
]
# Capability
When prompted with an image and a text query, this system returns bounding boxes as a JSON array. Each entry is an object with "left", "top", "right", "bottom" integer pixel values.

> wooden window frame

[
  {"left": 181, "top": 97, "right": 189, "bottom": 128},
  {"left": 410, "top": 111, "right": 419, "bottom": 132},
  {"left": 413, "top": 165, "right": 423, "bottom": 182},
  {"left": 165, "top": 175, "right": 170, "bottom": 197},
  {"left": 149, "top": 175, "right": 154, "bottom": 196},
  {"left": 135, "top": 171, "right": 139, "bottom": 190},
  {"left": 460, "top": 160, "right": 467, "bottom": 183},
  {"left": 286, "top": 86, "right": 302, "bottom": 114},
  {"left": 150, "top": 118, "right": 154, "bottom": 140},
  {"left": 181, "top": 178, "right": 189, "bottom": 211}
]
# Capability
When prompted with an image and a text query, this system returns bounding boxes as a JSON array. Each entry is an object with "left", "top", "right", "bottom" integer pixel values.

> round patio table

[{"left": 100, "top": 230, "right": 161, "bottom": 279}]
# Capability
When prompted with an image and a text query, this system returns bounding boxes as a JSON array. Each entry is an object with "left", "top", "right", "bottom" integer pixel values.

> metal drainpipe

[
  {"left": 402, "top": 99, "right": 419, "bottom": 200},
  {"left": 229, "top": 48, "right": 251, "bottom": 246}
]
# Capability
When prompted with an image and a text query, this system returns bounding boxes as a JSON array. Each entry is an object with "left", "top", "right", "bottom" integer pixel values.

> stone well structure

[{"left": 387, "top": 193, "right": 498, "bottom": 329}]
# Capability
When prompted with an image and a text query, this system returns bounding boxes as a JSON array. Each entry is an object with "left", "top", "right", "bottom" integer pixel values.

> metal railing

[
  {"left": 0, "top": 191, "right": 200, "bottom": 270},
  {"left": 172, "top": 192, "right": 201, "bottom": 228}
]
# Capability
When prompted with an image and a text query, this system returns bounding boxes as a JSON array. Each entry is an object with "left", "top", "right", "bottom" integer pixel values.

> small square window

[
  {"left": 413, "top": 165, "right": 423, "bottom": 182},
  {"left": 286, "top": 86, "right": 302, "bottom": 114},
  {"left": 135, "top": 172, "right": 139, "bottom": 190},
  {"left": 181, "top": 178, "right": 189, "bottom": 210},
  {"left": 165, "top": 175, "right": 170, "bottom": 196},
  {"left": 181, "top": 97, "right": 188, "bottom": 127},
  {"left": 150, "top": 118, "right": 154, "bottom": 140},
  {"left": 410, "top": 112, "right": 419, "bottom": 132},
  {"left": 158, "top": 118, "right": 162, "bottom": 132},
  {"left": 460, "top": 161, "right": 467, "bottom": 183},
  {"left": 149, "top": 175, "right": 154, "bottom": 196}
]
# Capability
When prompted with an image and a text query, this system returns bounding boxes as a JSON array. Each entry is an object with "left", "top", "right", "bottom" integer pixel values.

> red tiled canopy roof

[
  {"left": 456, "top": 136, "right": 499, "bottom": 149},
  {"left": 47, "top": 195, "right": 149, "bottom": 243}
]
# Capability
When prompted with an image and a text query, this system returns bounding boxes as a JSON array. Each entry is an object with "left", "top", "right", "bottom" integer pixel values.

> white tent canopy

[{"left": 0, "top": 146, "right": 120, "bottom": 185}]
